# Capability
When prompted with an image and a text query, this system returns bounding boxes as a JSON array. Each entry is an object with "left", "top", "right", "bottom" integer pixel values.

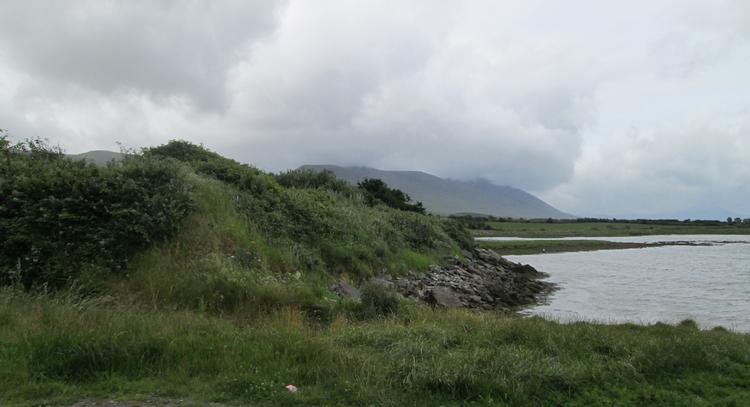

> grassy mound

[{"left": 2, "top": 139, "right": 463, "bottom": 313}]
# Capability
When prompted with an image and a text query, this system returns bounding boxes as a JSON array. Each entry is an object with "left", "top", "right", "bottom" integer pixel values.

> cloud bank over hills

[
  {"left": 0, "top": 0, "right": 748, "bottom": 218},
  {"left": 302, "top": 165, "right": 574, "bottom": 219}
]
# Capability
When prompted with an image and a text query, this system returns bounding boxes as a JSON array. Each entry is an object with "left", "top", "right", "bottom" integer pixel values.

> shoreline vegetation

[
  {"left": 2, "top": 138, "right": 750, "bottom": 405},
  {"left": 465, "top": 216, "right": 750, "bottom": 255},
  {"left": 465, "top": 218, "right": 750, "bottom": 239},
  {"left": 476, "top": 239, "right": 727, "bottom": 256}
]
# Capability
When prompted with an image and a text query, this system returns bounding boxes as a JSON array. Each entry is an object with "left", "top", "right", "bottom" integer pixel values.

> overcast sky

[{"left": 1, "top": 1, "right": 748, "bottom": 219}]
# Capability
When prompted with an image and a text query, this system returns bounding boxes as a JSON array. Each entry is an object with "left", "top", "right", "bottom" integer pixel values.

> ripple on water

[{"left": 507, "top": 235, "right": 750, "bottom": 332}]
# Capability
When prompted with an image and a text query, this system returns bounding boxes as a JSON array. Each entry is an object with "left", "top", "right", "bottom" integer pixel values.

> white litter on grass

[{"left": 285, "top": 384, "right": 298, "bottom": 393}]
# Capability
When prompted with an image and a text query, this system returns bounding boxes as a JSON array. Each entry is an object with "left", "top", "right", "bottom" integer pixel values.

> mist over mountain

[
  {"left": 301, "top": 165, "right": 573, "bottom": 219},
  {"left": 67, "top": 150, "right": 124, "bottom": 166}
]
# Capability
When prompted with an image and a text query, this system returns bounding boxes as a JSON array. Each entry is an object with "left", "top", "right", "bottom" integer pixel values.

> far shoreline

[
  {"left": 466, "top": 219, "right": 750, "bottom": 239},
  {"left": 476, "top": 238, "right": 744, "bottom": 256}
]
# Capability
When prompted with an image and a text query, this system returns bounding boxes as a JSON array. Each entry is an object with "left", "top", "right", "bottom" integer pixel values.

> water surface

[{"left": 505, "top": 235, "right": 750, "bottom": 332}]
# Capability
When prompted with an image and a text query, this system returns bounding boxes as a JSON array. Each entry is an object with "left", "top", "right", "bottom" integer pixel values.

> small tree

[
  {"left": 357, "top": 178, "right": 425, "bottom": 214},
  {"left": 0, "top": 129, "right": 10, "bottom": 170}
]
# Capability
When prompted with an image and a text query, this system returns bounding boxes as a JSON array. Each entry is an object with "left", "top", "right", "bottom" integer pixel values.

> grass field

[
  {"left": 473, "top": 221, "right": 750, "bottom": 238},
  {"left": 476, "top": 239, "right": 656, "bottom": 255},
  {"left": 2, "top": 289, "right": 750, "bottom": 406}
]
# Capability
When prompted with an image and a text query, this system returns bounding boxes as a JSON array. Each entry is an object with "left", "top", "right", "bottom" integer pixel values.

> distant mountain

[
  {"left": 300, "top": 165, "right": 574, "bottom": 219},
  {"left": 67, "top": 150, "right": 124, "bottom": 165}
]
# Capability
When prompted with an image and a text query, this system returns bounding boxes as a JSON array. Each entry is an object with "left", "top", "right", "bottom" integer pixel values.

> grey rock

[
  {"left": 427, "top": 287, "right": 463, "bottom": 308},
  {"left": 368, "top": 276, "right": 395, "bottom": 290},
  {"left": 377, "top": 250, "right": 555, "bottom": 311},
  {"left": 329, "top": 282, "right": 361, "bottom": 301}
]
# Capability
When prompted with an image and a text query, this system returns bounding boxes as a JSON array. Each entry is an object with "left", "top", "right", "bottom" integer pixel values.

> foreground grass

[
  {"left": 476, "top": 239, "right": 656, "bottom": 255},
  {"left": 1, "top": 291, "right": 749, "bottom": 406},
  {"left": 473, "top": 221, "right": 750, "bottom": 238}
]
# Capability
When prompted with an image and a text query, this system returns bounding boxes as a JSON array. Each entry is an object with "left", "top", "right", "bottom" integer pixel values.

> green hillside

[
  {"left": 301, "top": 164, "right": 574, "bottom": 219},
  {"left": 2, "top": 139, "right": 465, "bottom": 297},
  {"left": 1, "top": 138, "right": 749, "bottom": 406}
]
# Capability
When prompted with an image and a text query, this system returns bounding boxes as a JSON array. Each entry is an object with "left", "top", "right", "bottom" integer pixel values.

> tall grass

[
  {"left": 112, "top": 170, "right": 454, "bottom": 315},
  {"left": 2, "top": 289, "right": 749, "bottom": 406}
]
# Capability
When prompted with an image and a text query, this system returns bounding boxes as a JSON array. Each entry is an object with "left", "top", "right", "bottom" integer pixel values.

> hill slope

[{"left": 301, "top": 165, "right": 573, "bottom": 219}]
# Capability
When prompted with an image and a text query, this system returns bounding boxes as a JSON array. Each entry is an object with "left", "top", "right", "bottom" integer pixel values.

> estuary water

[{"left": 495, "top": 235, "right": 750, "bottom": 332}]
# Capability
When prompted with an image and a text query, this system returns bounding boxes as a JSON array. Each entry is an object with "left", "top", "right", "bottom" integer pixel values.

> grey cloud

[
  {"left": 218, "top": 1, "right": 593, "bottom": 190},
  {"left": 1, "top": 0, "right": 749, "bottom": 217},
  {"left": 0, "top": 0, "right": 284, "bottom": 111},
  {"left": 543, "top": 114, "right": 750, "bottom": 218}
]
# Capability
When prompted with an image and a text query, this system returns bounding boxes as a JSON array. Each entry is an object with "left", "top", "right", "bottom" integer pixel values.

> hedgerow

[{"left": 0, "top": 138, "right": 192, "bottom": 288}]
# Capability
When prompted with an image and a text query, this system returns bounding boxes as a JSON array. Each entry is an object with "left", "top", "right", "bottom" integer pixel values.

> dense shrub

[
  {"left": 276, "top": 169, "right": 356, "bottom": 197},
  {"left": 387, "top": 210, "right": 451, "bottom": 250},
  {"left": 359, "top": 281, "right": 401, "bottom": 317},
  {"left": 441, "top": 218, "right": 476, "bottom": 251},
  {"left": 358, "top": 178, "right": 425, "bottom": 214},
  {"left": 448, "top": 215, "right": 492, "bottom": 230},
  {"left": 145, "top": 140, "right": 274, "bottom": 196},
  {"left": 0, "top": 138, "right": 192, "bottom": 288}
]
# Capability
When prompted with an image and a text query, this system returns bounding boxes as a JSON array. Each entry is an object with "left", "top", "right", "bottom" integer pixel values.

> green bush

[
  {"left": 387, "top": 210, "right": 451, "bottom": 250},
  {"left": 441, "top": 218, "right": 476, "bottom": 251},
  {"left": 0, "top": 138, "right": 192, "bottom": 289},
  {"left": 145, "top": 140, "right": 274, "bottom": 196},
  {"left": 358, "top": 178, "right": 425, "bottom": 214},
  {"left": 359, "top": 281, "right": 401, "bottom": 318},
  {"left": 276, "top": 169, "right": 356, "bottom": 197}
]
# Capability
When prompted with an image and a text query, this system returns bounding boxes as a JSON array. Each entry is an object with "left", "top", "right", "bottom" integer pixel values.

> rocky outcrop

[{"left": 381, "top": 248, "right": 554, "bottom": 310}]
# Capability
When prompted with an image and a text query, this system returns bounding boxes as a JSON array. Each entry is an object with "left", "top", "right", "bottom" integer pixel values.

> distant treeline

[
  {"left": 449, "top": 214, "right": 750, "bottom": 229},
  {"left": 572, "top": 217, "right": 750, "bottom": 226}
]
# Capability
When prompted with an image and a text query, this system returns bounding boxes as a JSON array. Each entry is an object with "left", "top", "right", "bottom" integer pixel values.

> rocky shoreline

[{"left": 331, "top": 248, "right": 555, "bottom": 310}]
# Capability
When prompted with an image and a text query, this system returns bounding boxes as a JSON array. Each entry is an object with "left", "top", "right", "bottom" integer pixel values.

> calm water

[{"left": 502, "top": 235, "right": 750, "bottom": 332}]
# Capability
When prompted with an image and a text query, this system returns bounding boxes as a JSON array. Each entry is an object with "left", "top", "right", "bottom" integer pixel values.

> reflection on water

[{"left": 506, "top": 235, "right": 750, "bottom": 332}]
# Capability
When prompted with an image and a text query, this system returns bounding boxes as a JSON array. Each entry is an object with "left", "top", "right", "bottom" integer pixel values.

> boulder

[
  {"left": 510, "top": 264, "right": 538, "bottom": 276},
  {"left": 329, "top": 282, "right": 361, "bottom": 301},
  {"left": 427, "top": 287, "right": 463, "bottom": 308},
  {"left": 368, "top": 276, "right": 395, "bottom": 290},
  {"left": 475, "top": 248, "right": 501, "bottom": 262}
]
